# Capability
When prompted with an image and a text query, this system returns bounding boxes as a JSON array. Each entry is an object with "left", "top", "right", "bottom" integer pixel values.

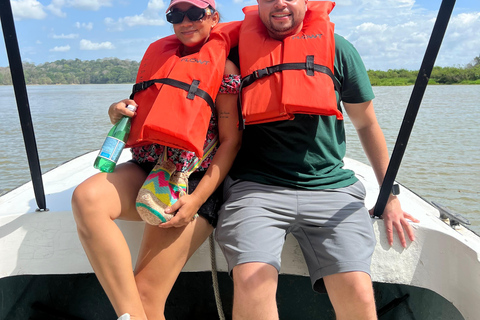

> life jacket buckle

[
  {"left": 133, "top": 81, "right": 150, "bottom": 93},
  {"left": 253, "top": 68, "right": 270, "bottom": 80},
  {"left": 132, "top": 82, "right": 142, "bottom": 93}
]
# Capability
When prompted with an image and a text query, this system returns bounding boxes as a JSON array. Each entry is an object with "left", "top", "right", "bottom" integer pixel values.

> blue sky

[{"left": 1, "top": 0, "right": 479, "bottom": 70}]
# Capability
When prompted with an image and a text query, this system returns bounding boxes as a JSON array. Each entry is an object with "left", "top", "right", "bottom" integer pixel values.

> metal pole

[
  {"left": 373, "top": 0, "right": 456, "bottom": 217},
  {"left": 1, "top": 0, "right": 47, "bottom": 211}
]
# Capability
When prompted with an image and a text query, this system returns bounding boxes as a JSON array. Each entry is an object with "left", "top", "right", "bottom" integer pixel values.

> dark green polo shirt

[{"left": 229, "top": 34, "right": 375, "bottom": 190}]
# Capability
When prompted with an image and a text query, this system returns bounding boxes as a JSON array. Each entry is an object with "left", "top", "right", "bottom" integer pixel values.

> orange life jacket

[
  {"left": 238, "top": 1, "right": 342, "bottom": 127},
  {"left": 126, "top": 21, "right": 241, "bottom": 157}
]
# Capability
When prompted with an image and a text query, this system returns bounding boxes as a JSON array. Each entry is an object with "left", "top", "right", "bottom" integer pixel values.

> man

[{"left": 215, "top": 0, "right": 418, "bottom": 319}]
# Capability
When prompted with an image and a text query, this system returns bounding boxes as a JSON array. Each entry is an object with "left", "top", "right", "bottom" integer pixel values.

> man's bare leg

[
  {"left": 324, "top": 271, "right": 377, "bottom": 320},
  {"left": 231, "top": 262, "right": 279, "bottom": 320}
]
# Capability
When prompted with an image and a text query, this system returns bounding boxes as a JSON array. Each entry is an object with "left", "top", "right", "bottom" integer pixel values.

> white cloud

[
  {"left": 435, "top": 12, "right": 480, "bottom": 68},
  {"left": 331, "top": 0, "right": 480, "bottom": 70},
  {"left": 3, "top": 0, "right": 479, "bottom": 70},
  {"left": 146, "top": 0, "right": 165, "bottom": 11},
  {"left": 52, "top": 33, "right": 79, "bottom": 39},
  {"left": 46, "top": 0, "right": 67, "bottom": 17},
  {"left": 75, "top": 22, "right": 94, "bottom": 30},
  {"left": 231, "top": 0, "right": 255, "bottom": 4},
  {"left": 105, "top": 16, "right": 165, "bottom": 31},
  {"left": 67, "top": 0, "right": 113, "bottom": 11},
  {"left": 104, "top": 0, "right": 165, "bottom": 31},
  {"left": 11, "top": 0, "right": 47, "bottom": 20},
  {"left": 46, "top": 0, "right": 112, "bottom": 17},
  {"left": 50, "top": 45, "right": 71, "bottom": 52},
  {"left": 11, "top": 0, "right": 113, "bottom": 21},
  {"left": 345, "top": 19, "right": 433, "bottom": 70},
  {"left": 79, "top": 39, "right": 115, "bottom": 50}
]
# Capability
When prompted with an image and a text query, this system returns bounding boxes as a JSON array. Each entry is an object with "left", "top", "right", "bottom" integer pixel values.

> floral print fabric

[{"left": 131, "top": 74, "right": 241, "bottom": 172}]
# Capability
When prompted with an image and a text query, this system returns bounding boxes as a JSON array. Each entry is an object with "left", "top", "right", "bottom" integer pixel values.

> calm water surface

[
  {"left": 345, "top": 85, "right": 480, "bottom": 234},
  {"left": 1, "top": 84, "right": 479, "bottom": 233}
]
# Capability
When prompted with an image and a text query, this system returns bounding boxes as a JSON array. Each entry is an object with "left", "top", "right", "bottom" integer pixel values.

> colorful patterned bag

[{"left": 136, "top": 139, "right": 218, "bottom": 225}]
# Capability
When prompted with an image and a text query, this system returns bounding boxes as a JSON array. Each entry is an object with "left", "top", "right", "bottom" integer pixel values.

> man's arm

[{"left": 343, "top": 100, "right": 419, "bottom": 247}]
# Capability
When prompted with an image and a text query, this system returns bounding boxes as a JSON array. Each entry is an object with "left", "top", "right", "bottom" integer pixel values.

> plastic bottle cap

[{"left": 126, "top": 104, "right": 137, "bottom": 112}]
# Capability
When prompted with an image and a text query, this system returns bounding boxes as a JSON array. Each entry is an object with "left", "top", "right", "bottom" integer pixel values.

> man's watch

[{"left": 391, "top": 183, "right": 400, "bottom": 196}]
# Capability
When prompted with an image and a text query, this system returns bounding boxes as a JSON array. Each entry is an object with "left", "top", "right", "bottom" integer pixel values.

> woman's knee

[{"left": 72, "top": 177, "right": 117, "bottom": 226}]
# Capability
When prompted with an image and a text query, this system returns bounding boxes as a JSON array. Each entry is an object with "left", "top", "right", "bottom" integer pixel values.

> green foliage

[
  {"left": 0, "top": 58, "right": 139, "bottom": 85},
  {"left": 368, "top": 54, "right": 480, "bottom": 86},
  {"left": 1, "top": 55, "right": 479, "bottom": 86},
  {"left": 368, "top": 68, "right": 417, "bottom": 86}
]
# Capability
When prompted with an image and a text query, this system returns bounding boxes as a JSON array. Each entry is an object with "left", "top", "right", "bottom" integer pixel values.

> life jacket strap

[
  {"left": 237, "top": 56, "right": 342, "bottom": 130},
  {"left": 130, "top": 78, "right": 216, "bottom": 113},
  {"left": 241, "top": 58, "right": 341, "bottom": 93},
  {"left": 306, "top": 55, "right": 315, "bottom": 76}
]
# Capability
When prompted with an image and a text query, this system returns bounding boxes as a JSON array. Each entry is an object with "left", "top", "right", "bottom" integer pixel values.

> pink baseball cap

[{"left": 166, "top": 0, "right": 216, "bottom": 13}]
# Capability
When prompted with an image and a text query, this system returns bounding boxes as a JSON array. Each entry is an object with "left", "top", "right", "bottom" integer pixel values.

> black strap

[
  {"left": 241, "top": 62, "right": 341, "bottom": 93},
  {"left": 237, "top": 56, "right": 342, "bottom": 130},
  {"left": 306, "top": 55, "right": 315, "bottom": 76},
  {"left": 130, "top": 78, "right": 215, "bottom": 113},
  {"left": 373, "top": 0, "right": 456, "bottom": 217},
  {"left": 187, "top": 80, "right": 200, "bottom": 100},
  {"left": 1, "top": 0, "right": 47, "bottom": 211}
]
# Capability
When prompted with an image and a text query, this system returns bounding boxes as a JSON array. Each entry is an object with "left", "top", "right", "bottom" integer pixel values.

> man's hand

[{"left": 370, "top": 196, "right": 419, "bottom": 247}]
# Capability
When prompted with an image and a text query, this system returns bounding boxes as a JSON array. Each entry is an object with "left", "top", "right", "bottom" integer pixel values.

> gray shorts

[{"left": 215, "top": 176, "right": 376, "bottom": 292}]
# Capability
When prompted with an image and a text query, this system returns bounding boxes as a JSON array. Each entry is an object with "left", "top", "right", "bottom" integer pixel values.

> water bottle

[{"left": 94, "top": 104, "right": 137, "bottom": 173}]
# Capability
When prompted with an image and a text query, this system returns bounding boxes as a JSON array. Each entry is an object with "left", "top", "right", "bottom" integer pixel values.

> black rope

[
  {"left": 1, "top": 0, "right": 47, "bottom": 211},
  {"left": 373, "top": 0, "right": 456, "bottom": 217}
]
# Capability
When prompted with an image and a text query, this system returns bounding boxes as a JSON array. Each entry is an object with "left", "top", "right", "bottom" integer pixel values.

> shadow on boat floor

[{"left": 0, "top": 272, "right": 464, "bottom": 320}]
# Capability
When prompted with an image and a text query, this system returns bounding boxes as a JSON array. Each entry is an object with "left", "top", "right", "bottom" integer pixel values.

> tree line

[
  {"left": 0, "top": 55, "right": 479, "bottom": 86},
  {"left": 368, "top": 55, "right": 480, "bottom": 86},
  {"left": 0, "top": 58, "right": 139, "bottom": 85}
]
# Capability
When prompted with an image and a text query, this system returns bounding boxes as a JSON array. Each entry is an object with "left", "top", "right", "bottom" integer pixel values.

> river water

[{"left": 0, "top": 84, "right": 479, "bottom": 233}]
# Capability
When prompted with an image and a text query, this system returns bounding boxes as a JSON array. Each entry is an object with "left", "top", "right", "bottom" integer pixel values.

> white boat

[
  {"left": 3, "top": 0, "right": 477, "bottom": 317},
  {"left": 1, "top": 149, "right": 479, "bottom": 319}
]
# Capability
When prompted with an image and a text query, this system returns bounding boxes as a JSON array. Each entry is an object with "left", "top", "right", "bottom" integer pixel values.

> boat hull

[
  {"left": 1, "top": 150, "right": 479, "bottom": 319},
  {"left": 0, "top": 272, "right": 465, "bottom": 320}
]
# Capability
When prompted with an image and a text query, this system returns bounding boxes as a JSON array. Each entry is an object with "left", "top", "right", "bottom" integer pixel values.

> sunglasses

[{"left": 166, "top": 7, "right": 213, "bottom": 24}]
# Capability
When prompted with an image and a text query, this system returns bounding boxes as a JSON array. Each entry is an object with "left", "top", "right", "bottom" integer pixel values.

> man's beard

[{"left": 266, "top": 17, "right": 298, "bottom": 39}]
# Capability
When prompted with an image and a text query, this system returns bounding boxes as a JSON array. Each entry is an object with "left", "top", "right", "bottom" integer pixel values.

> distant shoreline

[
  {"left": 370, "top": 81, "right": 480, "bottom": 86},
  {"left": 2, "top": 82, "right": 479, "bottom": 87},
  {"left": 1, "top": 57, "right": 479, "bottom": 86}
]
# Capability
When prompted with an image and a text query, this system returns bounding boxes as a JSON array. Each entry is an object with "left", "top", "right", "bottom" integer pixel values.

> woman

[{"left": 71, "top": 0, "right": 241, "bottom": 319}]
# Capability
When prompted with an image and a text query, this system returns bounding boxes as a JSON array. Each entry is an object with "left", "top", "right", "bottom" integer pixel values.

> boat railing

[
  {"left": 0, "top": 0, "right": 47, "bottom": 211},
  {"left": 1, "top": 0, "right": 457, "bottom": 215},
  {"left": 373, "top": 0, "right": 456, "bottom": 217}
]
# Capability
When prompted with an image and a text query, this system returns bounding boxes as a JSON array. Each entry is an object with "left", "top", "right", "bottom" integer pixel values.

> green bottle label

[{"left": 98, "top": 136, "right": 125, "bottom": 162}]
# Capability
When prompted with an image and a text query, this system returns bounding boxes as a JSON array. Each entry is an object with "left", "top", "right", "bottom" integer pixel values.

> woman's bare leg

[
  {"left": 72, "top": 162, "right": 148, "bottom": 319},
  {"left": 135, "top": 217, "right": 214, "bottom": 320}
]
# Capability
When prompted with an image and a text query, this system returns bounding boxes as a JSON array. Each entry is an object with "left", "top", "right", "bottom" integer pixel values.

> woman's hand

[
  {"left": 108, "top": 99, "right": 137, "bottom": 124},
  {"left": 157, "top": 193, "right": 204, "bottom": 228}
]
